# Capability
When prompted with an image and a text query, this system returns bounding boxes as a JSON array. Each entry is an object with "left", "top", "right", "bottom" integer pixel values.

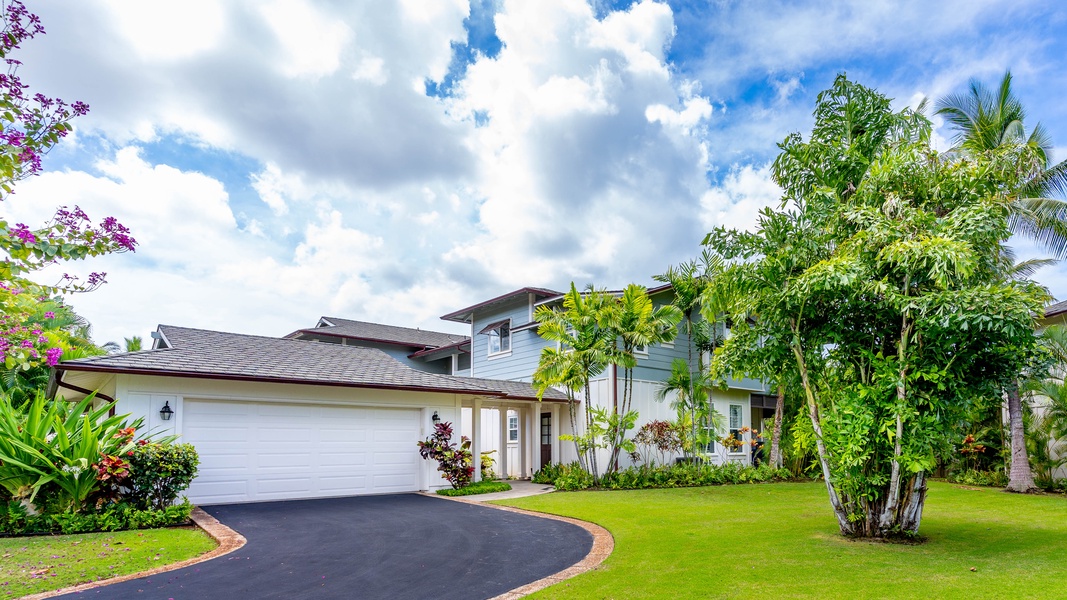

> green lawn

[
  {"left": 0, "top": 526, "right": 217, "bottom": 598},
  {"left": 499, "top": 481, "right": 1067, "bottom": 599}
]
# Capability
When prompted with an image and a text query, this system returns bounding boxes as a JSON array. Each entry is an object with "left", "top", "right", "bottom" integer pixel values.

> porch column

[
  {"left": 550, "top": 403, "right": 560, "bottom": 466},
  {"left": 472, "top": 398, "right": 482, "bottom": 483},
  {"left": 519, "top": 408, "right": 527, "bottom": 477},
  {"left": 528, "top": 405, "right": 539, "bottom": 475},
  {"left": 498, "top": 405, "right": 508, "bottom": 479}
]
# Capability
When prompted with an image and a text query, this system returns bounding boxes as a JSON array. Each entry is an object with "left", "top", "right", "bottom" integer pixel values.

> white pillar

[
  {"left": 498, "top": 406, "right": 508, "bottom": 479},
  {"left": 472, "top": 398, "right": 482, "bottom": 483},
  {"left": 528, "top": 405, "right": 539, "bottom": 475},
  {"left": 519, "top": 407, "right": 527, "bottom": 477},
  {"left": 550, "top": 403, "right": 560, "bottom": 466}
]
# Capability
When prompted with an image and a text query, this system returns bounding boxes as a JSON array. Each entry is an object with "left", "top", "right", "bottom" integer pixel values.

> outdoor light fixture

[
  {"left": 159, "top": 401, "right": 174, "bottom": 421},
  {"left": 432, "top": 411, "right": 441, "bottom": 425}
]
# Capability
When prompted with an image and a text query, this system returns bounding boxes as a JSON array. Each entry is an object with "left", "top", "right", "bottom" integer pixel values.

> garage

[{"left": 182, "top": 400, "right": 422, "bottom": 505}]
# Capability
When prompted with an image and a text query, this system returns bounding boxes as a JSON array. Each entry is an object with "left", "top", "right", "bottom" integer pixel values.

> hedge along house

[
  {"left": 52, "top": 325, "right": 568, "bottom": 505},
  {"left": 440, "top": 286, "right": 771, "bottom": 471}
]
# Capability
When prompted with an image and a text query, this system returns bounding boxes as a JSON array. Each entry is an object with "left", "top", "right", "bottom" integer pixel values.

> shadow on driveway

[{"left": 57, "top": 494, "right": 593, "bottom": 600}]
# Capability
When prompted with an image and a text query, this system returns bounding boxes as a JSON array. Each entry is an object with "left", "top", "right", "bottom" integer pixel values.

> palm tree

[
  {"left": 599, "top": 284, "right": 682, "bottom": 471},
  {"left": 936, "top": 71, "right": 1067, "bottom": 257},
  {"left": 937, "top": 71, "right": 1067, "bottom": 492},
  {"left": 533, "top": 283, "right": 616, "bottom": 480}
]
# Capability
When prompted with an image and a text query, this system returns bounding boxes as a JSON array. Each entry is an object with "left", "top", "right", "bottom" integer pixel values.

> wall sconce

[
  {"left": 159, "top": 401, "right": 174, "bottom": 421},
  {"left": 432, "top": 411, "right": 441, "bottom": 426}
]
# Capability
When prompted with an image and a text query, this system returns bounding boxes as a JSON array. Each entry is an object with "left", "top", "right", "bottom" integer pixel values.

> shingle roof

[
  {"left": 59, "top": 325, "right": 568, "bottom": 402},
  {"left": 440, "top": 288, "right": 561, "bottom": 323},
  {"left": 1045, "top": 299, "right": 1067, "bottom": 318},
  {"left": 463, "top": 377, "right": 569, "bottom": 402},
  {"left": 288, "top": 317, "right": 468, "bottom": 349}
]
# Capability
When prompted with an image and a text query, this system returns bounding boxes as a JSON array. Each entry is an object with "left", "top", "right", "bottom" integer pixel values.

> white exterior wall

[
  {"left": 573, "top": 378, "right": 754, "bottom": 471},
  {"left": 112, "top": 374, "right": 465, "bottom": 495}
]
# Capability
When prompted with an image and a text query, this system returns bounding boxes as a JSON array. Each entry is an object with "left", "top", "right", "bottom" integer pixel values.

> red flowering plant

[
  {"left": 0, "top": 0, "right": 136, "bottom": 373},
  {"left": 417, "top": 422, "right": 474, "bottom": 489}
]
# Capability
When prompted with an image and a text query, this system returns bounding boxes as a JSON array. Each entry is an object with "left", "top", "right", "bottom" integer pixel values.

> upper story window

[
  {"left": 482, "top": 320, "right": 511, "bottom": 356},
  {"left": 633, "top": 344, "right": 649, "bottom": 357}
]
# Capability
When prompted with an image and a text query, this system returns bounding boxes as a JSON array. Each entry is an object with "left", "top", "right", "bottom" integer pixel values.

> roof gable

[{"left": 288, "top": 317, "right": 468, "bottom": 349}]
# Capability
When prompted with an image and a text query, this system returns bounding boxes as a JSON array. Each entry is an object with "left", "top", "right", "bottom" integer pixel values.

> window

[
  {"left": 728, "top": 404, "right": 743, "bottom": 454},
  {"left": 633, "top": 344, "right": 648, "bottom": 357},
  {"left": 508, "top": 414, "right": 518, "bottom": 442},
  {"left": 486, "top": 321, "right": 511, "bottom": 356}
]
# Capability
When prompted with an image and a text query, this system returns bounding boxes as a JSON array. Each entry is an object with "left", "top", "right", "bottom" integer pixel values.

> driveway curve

[{"left": 56, "top": 493, "right": 594, "bottom": 600}]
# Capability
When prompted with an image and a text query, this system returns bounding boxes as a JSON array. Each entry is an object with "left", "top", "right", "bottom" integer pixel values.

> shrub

[
  {"left": 124, "top": 442, "right": 199, "bottom": 510},
  {"left": 0, "top": 499, "right": 193, "bottom": 535},
  {"left": 436, "top": 481, "right": 511, "bottom": 497},
  {"left": 537, "top": 461, "right": 794, "bottom": 491},
  {"left": 480, "top": 450, "right": 497, "bottom": 481},
  {"left": 417, "top": 422, "right": 474, "bottom": 489},
  {"left": 533, "top": 462, "right": 565, "bottom": 484},
  {"left": 946, "top": 469, "right": 1009, "bottom": 488},
  {"left": 631, "top": 420, "right": 684, "bottom": 467}
]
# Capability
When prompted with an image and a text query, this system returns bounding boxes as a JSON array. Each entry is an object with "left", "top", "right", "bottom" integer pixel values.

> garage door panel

[
  {"left": 319, "top": 475, "right": 368, "bottom": 491},
  {"left": 183, "top": 400, "right": 421, "bottom": 504}
]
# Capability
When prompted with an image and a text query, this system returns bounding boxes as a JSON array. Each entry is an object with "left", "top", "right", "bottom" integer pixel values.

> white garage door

[{"left": 182, "top": 400, "right": 422, "bottom": 504}]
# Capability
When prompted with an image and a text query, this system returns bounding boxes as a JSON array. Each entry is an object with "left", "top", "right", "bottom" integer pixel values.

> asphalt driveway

[{"left": 56, "top": 493, "right": 594, "bottom": 600}]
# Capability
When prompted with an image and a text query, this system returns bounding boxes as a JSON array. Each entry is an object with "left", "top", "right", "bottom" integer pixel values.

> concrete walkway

[{"left": 466, "top": 480, "right": 556, "bottom": 502}]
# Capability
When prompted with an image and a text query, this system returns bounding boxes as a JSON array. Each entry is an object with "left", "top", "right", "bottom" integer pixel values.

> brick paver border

[{"left": 426, "top": 493, "right": 614, "bottom": 599}]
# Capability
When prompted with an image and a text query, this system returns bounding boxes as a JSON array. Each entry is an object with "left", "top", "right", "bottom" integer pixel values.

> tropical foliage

[
  {"left": 417, "top": 421, "right": 474, "bottom": 489},
  {"left": 704, "top": 75, "right": 1046, "bottom": 538}
]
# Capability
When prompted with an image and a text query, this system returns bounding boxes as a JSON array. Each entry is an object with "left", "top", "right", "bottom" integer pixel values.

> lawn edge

[
  {"left": 20, "top": 507, "right": 246, "bottom": 600},
  {"left": 424, "top": 492, "right": 614, "bottom": 599}
]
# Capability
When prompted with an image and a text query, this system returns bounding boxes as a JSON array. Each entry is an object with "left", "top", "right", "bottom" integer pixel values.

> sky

[{"left": 6, "top": 0, "right": 1067, "bottom": 344}]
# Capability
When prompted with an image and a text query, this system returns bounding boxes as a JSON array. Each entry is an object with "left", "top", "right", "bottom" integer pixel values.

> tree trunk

[
  {"left": 567, "top": 395, "right": 586, "bottom": 474},
  {"left": 769, "top": 385, "right": 785, "bottom": 468},
  {"left": 790, "top": 324, "right": 853, "bottom": 535},
  {"left": 1005, "top": 381, "right": 1038, "bottom": 493}
]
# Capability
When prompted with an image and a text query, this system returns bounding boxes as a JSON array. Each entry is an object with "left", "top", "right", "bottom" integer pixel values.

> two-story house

[{"left": 50, "top": 284, "right": 770, "bottom": 504}]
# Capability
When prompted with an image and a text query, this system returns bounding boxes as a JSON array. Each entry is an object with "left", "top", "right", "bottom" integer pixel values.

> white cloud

[
  {"left": 445, "top": 0, "right": 715, "bottom": 289},
  {"left": 102, "top": 0, "right": 227, "bottom": 62},
  {"left": 258, "top": 0, "right": 352, "bottom": 79},
  {"left": 701, "top": 164, "right": 781, "bottom": 233}
]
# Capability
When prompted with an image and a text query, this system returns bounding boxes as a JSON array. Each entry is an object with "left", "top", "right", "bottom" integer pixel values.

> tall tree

[
  {"left": 533, "top": 284, "right": 616, "bottom": 480},
  {"left": 654, "top": 255, "right": 717, "bottom": 457},
  {"left": 707, "top": 75, "right": 1045, "bottom": 538},
  {"left": 936, "top": 71, "right": 1067, "bottom": 493},
  {"left": 599, "top": 284, "right": 681, "bottom": 471}
]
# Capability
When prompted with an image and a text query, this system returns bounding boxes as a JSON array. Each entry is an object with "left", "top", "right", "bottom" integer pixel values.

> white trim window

[
  {"left": 633, "top": 344, "right": 649, "bottom": 358},
  {"left": 508, "top": 414, "right": 519, "bottom": 442},
  {"left": 485, "top": 320, "right": 511, "bottom": 356},
  {"left": 728, "top": 404, "right": 744, "bottom": 454}
]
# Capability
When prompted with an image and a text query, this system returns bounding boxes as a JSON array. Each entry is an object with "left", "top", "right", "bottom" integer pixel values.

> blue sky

[{"left": 7, "top": 0, "right": 1067, "bottom": 344}]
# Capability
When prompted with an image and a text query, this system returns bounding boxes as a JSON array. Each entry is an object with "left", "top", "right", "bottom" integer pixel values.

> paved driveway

[{"left": 57, "top": 494, "right": 593, "bottom": 600}]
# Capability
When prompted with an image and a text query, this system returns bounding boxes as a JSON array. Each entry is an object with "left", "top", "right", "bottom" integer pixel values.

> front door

[{"left": 540, "top": 412, "right": 552, "bottom": 465}]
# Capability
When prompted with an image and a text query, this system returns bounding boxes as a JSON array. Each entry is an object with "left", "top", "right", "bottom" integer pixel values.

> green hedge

[
  {"left": 534, "top": 461, "right": 799, "bottom": 491},
  {"left": 125, "top": 442, "right": 200, "bottom": 510},
  {"left": 436, "top": 481, "right": 512, "bottom": 497},
  {"left": 1, "top": 500, "right": 193, "bottom": 536}
]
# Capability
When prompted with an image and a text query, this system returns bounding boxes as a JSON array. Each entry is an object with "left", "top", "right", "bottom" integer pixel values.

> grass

[
  {"left": 0, "top": 526, "right": 217, "bottom": 598},
  {"left": 499, "top": 481, "right": 1067, "bottom": 599},
  {"left": 437, "top": 480, "right": 513, "bottom": 496}
]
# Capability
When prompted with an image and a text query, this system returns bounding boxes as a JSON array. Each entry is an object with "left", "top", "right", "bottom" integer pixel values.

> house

[
  {"left": 441, "top": 286, "right": 769, "bottom": 475},
  {"left": 53, "top": 325, "right": 568, "bottom": 504},
  {"left": 52, "top": 284, "right": 771, "bottom": 505}
]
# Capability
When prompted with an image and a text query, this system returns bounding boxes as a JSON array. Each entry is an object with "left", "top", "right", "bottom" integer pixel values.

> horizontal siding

[{"left": 470, "top": 298, "right": 542, "bottom": 380}]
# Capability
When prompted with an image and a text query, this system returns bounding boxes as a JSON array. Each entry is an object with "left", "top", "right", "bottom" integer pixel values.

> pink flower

[{"left": 45, "top": 346, "right": 62, "bottom": 366}]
